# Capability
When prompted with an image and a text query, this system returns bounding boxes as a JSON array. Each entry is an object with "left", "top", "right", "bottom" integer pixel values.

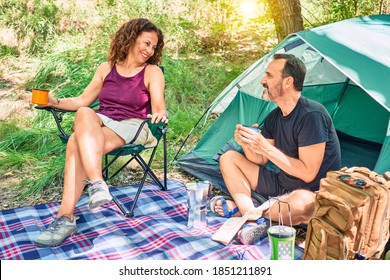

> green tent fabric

[{"left": 178, "top": 15, "right": 390, "bottom": 192}]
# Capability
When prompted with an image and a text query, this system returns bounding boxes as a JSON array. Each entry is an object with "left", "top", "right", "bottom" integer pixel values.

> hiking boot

[
  {"left": 34, "top": 215, "right": 77, "bottom": 247},
  {"left": 86, "top": 179, "right": 112, "bottom": 210}
]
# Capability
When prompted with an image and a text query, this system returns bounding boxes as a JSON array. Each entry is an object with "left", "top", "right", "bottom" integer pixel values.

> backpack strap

[{"left": 344, "top": 166, "right": 390, "bottom": 186}]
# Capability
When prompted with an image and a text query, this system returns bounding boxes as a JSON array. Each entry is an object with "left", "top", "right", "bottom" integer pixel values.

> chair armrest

[
  {"left": 127, "top": 119, "right": 168, "bottom": 145},
  {"left": 148, "top": 120, "right": 168, "bottom": 147},
  {"left": 35, "top": 106, "right": 75, "bottom": 143},
  {"left": 35, "top": 101, "right": 99, "bottom": 143},
  {"left": 35, "top": 99, "right": 98, "bottom": 113}
]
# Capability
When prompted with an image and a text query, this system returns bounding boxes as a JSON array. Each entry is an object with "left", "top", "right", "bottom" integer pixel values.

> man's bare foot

[
  {"left": 210, "top": 196, "right": 242, "bottom": 218},
  {"left": 215, "top": 199, "right": 242, "bottom": 217}
]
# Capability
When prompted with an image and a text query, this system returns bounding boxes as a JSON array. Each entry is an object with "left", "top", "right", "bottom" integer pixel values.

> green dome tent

[{"left": 177, "top": 15, "right": 390, "bottom": 192}]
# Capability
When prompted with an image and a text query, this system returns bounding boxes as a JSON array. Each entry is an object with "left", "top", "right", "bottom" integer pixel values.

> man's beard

[{"left": 262, "top": 84, "right": 283, "bottom": 101}]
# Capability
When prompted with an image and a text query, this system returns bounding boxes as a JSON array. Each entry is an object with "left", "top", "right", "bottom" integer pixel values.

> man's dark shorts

[{"left": 256, "top": 166, "right": 289, "bottom": 198}]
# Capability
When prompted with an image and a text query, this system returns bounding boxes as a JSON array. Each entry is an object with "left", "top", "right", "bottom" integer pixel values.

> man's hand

[
  {"left": 234, "top": 124, "right": 259, "bottom": 146},
  {"left": 234, "top": 124, "right": 272, "bottom": 165},
  {"left": 236, "top": 124, "right": 270, "bottom": 154}
]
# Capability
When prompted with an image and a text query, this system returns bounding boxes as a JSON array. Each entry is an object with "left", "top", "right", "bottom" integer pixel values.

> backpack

[{"left": 303, "top": 167, "right": 390, "bottom": 260}]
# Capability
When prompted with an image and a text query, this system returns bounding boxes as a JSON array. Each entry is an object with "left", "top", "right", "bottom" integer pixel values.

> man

[{"left": 212, "top": 54, "right": 341, "bottom": 242}]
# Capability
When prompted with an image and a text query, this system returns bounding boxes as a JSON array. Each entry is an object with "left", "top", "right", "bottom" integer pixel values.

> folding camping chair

[{"left": 35, "top": 98, "right": 168, "bottom": 218}]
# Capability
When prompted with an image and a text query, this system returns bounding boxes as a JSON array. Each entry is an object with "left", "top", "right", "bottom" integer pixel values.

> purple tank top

[{"left": 96, "top": 64, "right": 151, "bottom": 121}]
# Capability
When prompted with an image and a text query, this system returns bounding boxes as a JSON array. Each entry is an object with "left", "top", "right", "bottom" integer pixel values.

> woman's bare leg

[
  {"left": 57, "top": 133, "right": 87, "bottom": 219},
  {"left": 57, "top": 107, "right": 125, "bottom": 219}
]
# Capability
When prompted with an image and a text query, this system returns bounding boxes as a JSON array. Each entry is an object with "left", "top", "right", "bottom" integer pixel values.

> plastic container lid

[{"left": 267, "top": 225, "right": 296, "bottom": 238}]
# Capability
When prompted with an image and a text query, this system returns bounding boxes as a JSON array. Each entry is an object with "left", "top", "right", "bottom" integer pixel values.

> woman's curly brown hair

[{"left": 108, "top": 18, "right": 164, "bottom": 67}]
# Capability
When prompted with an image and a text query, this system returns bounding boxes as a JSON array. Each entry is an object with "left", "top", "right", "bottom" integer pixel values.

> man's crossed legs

[{"left": 213, "top": 150, "right": 315, "bottom": 244}]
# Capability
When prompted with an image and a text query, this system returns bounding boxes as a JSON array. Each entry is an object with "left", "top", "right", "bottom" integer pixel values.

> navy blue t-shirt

[{"left": 262, "top": 96, "right": 341, "bottom": 191}]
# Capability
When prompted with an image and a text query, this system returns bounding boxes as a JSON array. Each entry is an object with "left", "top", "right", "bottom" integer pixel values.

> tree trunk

[{"left": 267, "top": 0, "right": 304, "bottom": 42}]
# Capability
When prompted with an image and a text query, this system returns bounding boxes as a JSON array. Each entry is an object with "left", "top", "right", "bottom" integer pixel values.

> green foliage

[
  {"left": 163, "top": 55, "right": 243, "bottom": 144},
  {"left": 1, "top": 0, "right": 60, "bottom": 54},
  {"left": 0, "top": 44, "right": 19, "bottom": 57},
  {"left": 29, "top": 45, "right": 106, "bottom": 94},
  {"left": 0, "top": 121, "right": 66, "bottom": 196},
  {"left": 301, "top": 0, "right": 384, "bottom": 27}
]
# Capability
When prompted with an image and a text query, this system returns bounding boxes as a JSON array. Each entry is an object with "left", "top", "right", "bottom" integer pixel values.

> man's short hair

[{"left": 273, "top": 53, "right": 306, "bottom": 91}]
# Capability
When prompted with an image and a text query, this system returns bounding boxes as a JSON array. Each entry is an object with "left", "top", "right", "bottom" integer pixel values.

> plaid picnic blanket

[{"left": 0, "top": 180, "right": 303, "bottom": 260}]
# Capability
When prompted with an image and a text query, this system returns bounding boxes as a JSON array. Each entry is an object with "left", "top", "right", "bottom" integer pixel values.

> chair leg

[
  {"left": 110, "top": 151, "right": 165, "bottom": 218},
  {"left": 105, "top": 155, "right": 136, "bottom": 181},
  {"left": 108, "top": 158, "right": 149, "bottom": 218},
  {"left": 111, "top": 195, "right": 134, "bottom": 218},
  {"left": 102, "top": 150, "right": 127, "bottom": 181},
  {"left": 126, "top": 162, "right": 150, "bottom": 217},
  {"left": 163, "top": 128, "right": 167, "bottom": 191},
  {"left": 135, "top": 150, "right": 165, "bottom": 190},
  {"left": 103, "top": 154, "right": 108, "bottom": 180},
  {"left": 108, "top": 126, "right": 168, "bottom": 217}
]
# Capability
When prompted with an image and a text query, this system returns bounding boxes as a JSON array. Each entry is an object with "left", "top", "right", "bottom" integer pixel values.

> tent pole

[
  {"left": 172, "top": 105, "right": 212, "bottom": 162},
  {"left": 331, "top": 77, "right": 350, "bottom": 119}
]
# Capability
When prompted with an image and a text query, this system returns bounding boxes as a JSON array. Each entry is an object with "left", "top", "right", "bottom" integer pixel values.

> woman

[{"left": 35, "top": 18, "right": 167, "bottom": 247}]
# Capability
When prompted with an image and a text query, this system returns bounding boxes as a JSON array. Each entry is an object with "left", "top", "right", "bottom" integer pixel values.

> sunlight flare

[{"left": 238, "top": 0, "right": 263, "bottom": 20}]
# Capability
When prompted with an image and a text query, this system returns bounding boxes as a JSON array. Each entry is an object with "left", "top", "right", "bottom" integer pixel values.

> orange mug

[{"left": 31, "top": 88, "right": 49, "bottom": 105}]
